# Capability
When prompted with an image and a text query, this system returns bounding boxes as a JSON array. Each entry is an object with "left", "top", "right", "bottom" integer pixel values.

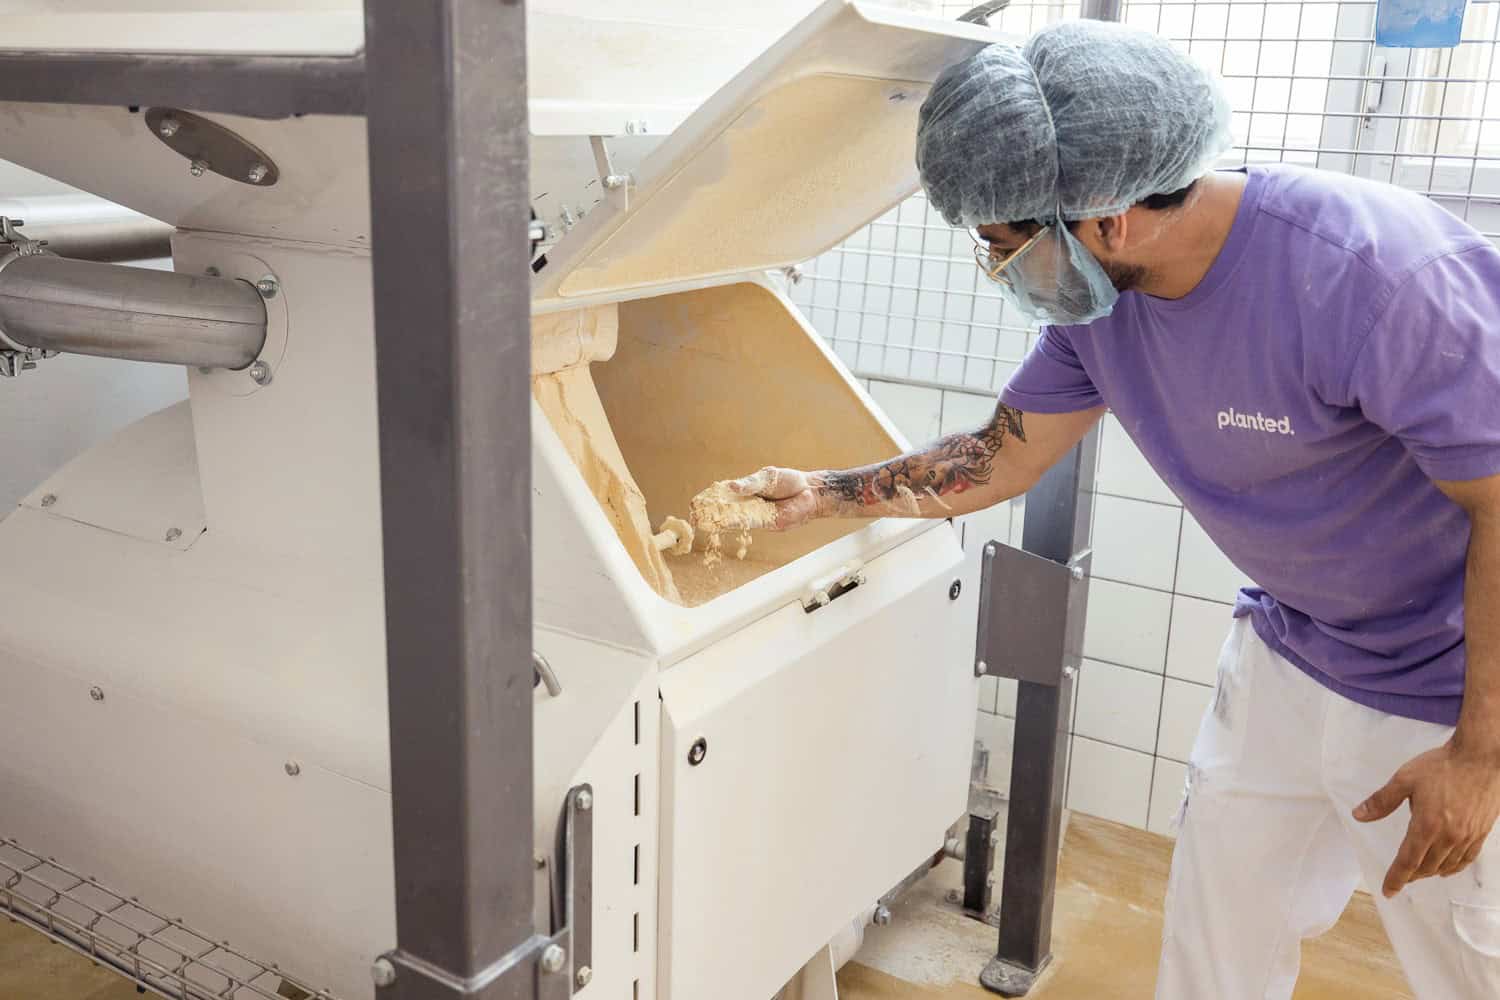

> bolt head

[
  {"left": 248, "top": 361, "right": 273, "bottom": 387},
  {"left": 974, "top": 660, "right": 987, "bottom": 678},
  {"left": 1063, "top": 664, "right": 1078, "bottom": 680},
  {"left": 254, "top": 276, "right": 279, "bottom": 299},
  {"left": 984, "top": 543, "right": 997, "bottom": 556},
  {"left": 539, "top": 943, "right": 566, "bottom": 974},
  {"left": 189, "top": 159, "right": 207, "bottom": 177},
  {"left": 247, "top": 163, "right": 269, "bottom": 184},
  {"left": 576, "top": 966, "right": 593, "bottom": 987},
  {"left": 575, "top": 788, "right": 593, "bottom": 812},
  {"left": 284, "top": 761, "right": 301, "bottom": 777},
  {"left": 158, "top": 118, "right": 181, "bottom": 138},
  {"left": 945, "top": 889, "right": 962, "bottom": 905},
  {"left": 40, "top": 493, "right": 57, "bottom": 508},
  {"left": 873, "top": 904, "right": 893, "bottom": 926},
  {"left": 89, "top": 686, "right": 104, "bottom": 702},
  {"left": 371, "top": 957, "right": 397, "bottom": 987},
  {"left": 1070, "top": 565, "right": 1085, "bottom": 581},
  {"left": 688, "top": 737, "right": 708, "bottom": 766}
]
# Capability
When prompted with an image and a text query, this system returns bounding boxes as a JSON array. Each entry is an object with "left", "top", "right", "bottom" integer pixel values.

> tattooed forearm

[{"left": 811, "top": 404, "right": 1027, "bottom": 517}]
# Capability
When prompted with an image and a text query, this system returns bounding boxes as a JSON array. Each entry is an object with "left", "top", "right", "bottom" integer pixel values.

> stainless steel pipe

[
  {"left": 0, "top": 254, "right": 268, "bottom": 370},
  {"left": 0, "top": 196, "right": 174, "bottom": 263}
]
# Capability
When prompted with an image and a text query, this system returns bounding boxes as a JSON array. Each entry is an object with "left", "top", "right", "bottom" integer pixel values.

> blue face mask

[{"left": 981, "top": 221, "right": 1121, "bottom": 326}]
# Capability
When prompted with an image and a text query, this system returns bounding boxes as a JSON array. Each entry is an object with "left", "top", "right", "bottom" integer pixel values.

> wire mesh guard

[
  {"left": 0, "top": 837, "right": 336, "bottom": 1000},
  {"left": 792, "top": 0, "right": 1500, "bottom": 390}
]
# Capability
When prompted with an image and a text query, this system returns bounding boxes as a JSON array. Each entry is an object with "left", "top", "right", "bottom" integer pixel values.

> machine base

[{"left": 978, "top": 954, "right": 1052, "bottom": 997}]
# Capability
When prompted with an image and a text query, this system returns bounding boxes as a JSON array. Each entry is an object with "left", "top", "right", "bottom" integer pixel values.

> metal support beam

[
  {"left": 365, "top": 1, "right": 546, "bottom": 998},
  {"left": 976, "top": 427, "right": 1099, "bottom": 997},
  {"left": 0, "top": 50, "right": 364, "bottom": 118}
]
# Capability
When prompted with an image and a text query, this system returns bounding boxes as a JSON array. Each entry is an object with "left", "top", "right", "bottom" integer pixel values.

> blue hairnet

[{"left": 916, "top": 20, "right": 1233, "bottom": 227}]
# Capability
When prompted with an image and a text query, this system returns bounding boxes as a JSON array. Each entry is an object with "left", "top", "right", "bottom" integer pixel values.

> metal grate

[
  {"left": 0, "top": 837, "right": 336, "bottom": 1000},
  {"left": 793, "top": 0, "right": 1500, "bottom": 388}
]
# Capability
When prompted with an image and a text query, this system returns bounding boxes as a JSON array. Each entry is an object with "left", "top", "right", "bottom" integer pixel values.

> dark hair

[{"left": 1138, "top": 180, "right": 1197, "bottom": 211}]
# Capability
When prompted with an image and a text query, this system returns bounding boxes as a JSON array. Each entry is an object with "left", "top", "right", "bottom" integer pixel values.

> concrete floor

[
  {"left": 1, "top": 813, "right": 1410, "bottom": 1000},
  {"left": 837, "top": 812, "right": 1412, "bottom": 1000}
]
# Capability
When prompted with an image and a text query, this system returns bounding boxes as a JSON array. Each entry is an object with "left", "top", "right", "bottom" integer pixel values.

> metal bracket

[
  {"left": 962, "top": 811, "right": 998, "bottom": 919},
  {"left": 377, "top": 784, "right": 591, "bottom": 999},
  {"left": 0, "top": 223, "right": 56, "bottom": 378},
  {"left": 974, "top": 543, "right": 1091, "bottom": 686},
  {"left": 588, "top": 136, "right": 632, "bottom": 209},
  {"left": 145, "top": 108, "right": 279, "bottom": 187}
]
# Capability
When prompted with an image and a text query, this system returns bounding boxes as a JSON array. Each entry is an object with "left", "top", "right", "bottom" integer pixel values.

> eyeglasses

[{"left": 969, "top": 226, "right": 1049, "bottom": 287}]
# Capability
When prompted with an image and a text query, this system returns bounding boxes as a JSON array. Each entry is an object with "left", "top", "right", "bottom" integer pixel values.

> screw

[
  {"left": 284, "top": 761, "right": 301, "bottom": 777},
  {"left": 158, "top": 117, "right": 181, "bottom": 138},
  {"left": 1070, "top": 565, "right": 1085, "bottom": 581},
  {"left": 603, "top": 173, "right": 630, "bottom": 190},
  {"left": 40, "top": 493, "right": 57, "bottom": 508},
  {"left": 873, "top": 904, "right": 893, "bottom": 926},
  {"left": 575, "top": 788, "right": 593, "bottom": 812},
  {"left": 946, "top": 889, "right": 961, "bottom": 904},
  {"left": 164, "top": 527, "right": 182, "bottom": 542},
  {"left": 974, "top": 659, "right": 987, "bottom": 678},
  {"left": 248, "top": 361, "right": 273, "bottom": 386},
  {"left": 254, "top": 276, "right": 279, "bottom": 299},
  {"left": 247, "top": 163, "right": 269, "bottom": 184},
  {"left": 533, "top": 853, "right": 546, "bottom": 869},
  {"left": 370, "top": 958, "right": 396, "bottom": 987},
  {"left": 89, "top": 686, "right": 104, "bottom": 702},
  {"left": 539, "top": 944, "right": 566, "bottom": 974},
  {"left": 576, "top": 966, "right": 593, "bottom": 987},
  {"left": 688, "top": 737, "right": 708, "bottom": 766},
  {"left": 1063, "top": 664, "right": 1078, "bottom": 681},
  {"left": 985, "top": 544, "right": 997, "bottom": 556},
  {"left": 189, "top": 159, "right": 208, "bottom": 177},
  {"left": 949, "top": 579, "right": 962, "bottom": 601}
]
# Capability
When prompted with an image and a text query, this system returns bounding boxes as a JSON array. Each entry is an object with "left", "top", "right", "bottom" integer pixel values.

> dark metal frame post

[{"left": 365, "top": 2, "right": 557, "bottom": 997}]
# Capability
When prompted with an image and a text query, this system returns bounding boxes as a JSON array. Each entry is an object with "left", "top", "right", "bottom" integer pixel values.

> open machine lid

[{"left": 534, "top": 0, "right": 998, "bottom": 303}]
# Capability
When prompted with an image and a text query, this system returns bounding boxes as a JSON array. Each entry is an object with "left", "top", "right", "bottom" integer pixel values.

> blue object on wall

[{"left": 1376, "top": 0, "right": 1469, "bottom": 48}]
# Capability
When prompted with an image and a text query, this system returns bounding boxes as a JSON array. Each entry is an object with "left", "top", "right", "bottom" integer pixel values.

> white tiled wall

[{"left": 848, "top": 375, "right": 1249, "bottom": 838}]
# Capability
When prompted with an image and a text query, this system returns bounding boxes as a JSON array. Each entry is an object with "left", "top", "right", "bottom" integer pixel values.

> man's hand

[
  {"left": 727, "top": 467, "right": 823, "bottom": 531},
  {"left": 1354, "top": 739, "right": 1500, "bottom": 896}
]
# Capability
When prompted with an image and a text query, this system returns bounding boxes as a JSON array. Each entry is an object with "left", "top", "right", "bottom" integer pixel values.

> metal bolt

[
  {"left": 575, "top": 788, "right": 593, "bottom": 812},
  {"left": 949, "top": 579, "right": 962, "bottom": 601},
  {"left": 533, "top": 853, "right": 546, "bottom": 869},
  {"left": 254, "top": 276, "right": 279, "bottom": 299},
  {"left": 89, "top": 686, "right": 104, "bottom": 702},
  {"left": 603, "top": 173, "right": 630, "bottom": 190},
  {"left": 945, "top": 889, "right": 962, "bottom": 904},
  {"left": 688, "top": 737, "right": 708, "bottom": 766},
  {"left": 1070, "top": 565, "right": 1085, "bottom": 581},
  {"left": 1062, "top": 664, "right": 1078, "bottom": 681},
  {"left": 370, "top": 958, "right": 396, "bottom": 987},
  {"left": 873, "top": 904, "right": 893, "bottom": 926},
  {"left": 40, "top": 493, "right": 57, "bottom": 508},
  {"left": 974, "top": 659, "right": 988, "bottom": 678},
  {"left": 284, "top": 761, "right": 301, "bottom": 777},
  {"left": 576, "top": 966, "right": 593, "bottom": 988},
  {"left": 189, "top": 159, "right": 208, "bottom": 177},
  {"left": 164, "top": 527, "right": 182, "bottom": 542},
  {"left": 158, "top": 117, "right": 181, "bottom": 138},
  {"left": 247, "top": 163, "right": 269, "bottom": 184},
  {"left": 539, "top": 944, "right": 566, "bottom": 974},
  {"left": 984, "top": 543, "right": 997, "bottom": 556},
  {"left": 248, "top": 361, "right": 273, "bottom": 386}
]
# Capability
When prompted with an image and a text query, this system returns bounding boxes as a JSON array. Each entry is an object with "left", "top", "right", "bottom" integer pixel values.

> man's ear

[{"left": 1095, "top": 212, "right": 1131, "bottom": 253}]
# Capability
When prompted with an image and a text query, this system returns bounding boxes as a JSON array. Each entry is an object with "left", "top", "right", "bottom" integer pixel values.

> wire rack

[
  {"left": 0, "top": 837, "right": 337, "bottom": 1000},
  {"left": 791, "top": 0, "right": 1500, "bottom": 389}
]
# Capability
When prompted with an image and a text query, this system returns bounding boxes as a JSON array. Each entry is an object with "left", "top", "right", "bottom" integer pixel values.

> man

[{"left": 728, "top": 18, "right": 1500, "bottom": 999}]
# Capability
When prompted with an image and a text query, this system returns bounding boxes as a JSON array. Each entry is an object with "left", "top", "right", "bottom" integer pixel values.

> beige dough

[{"left": 689, "top": 481, "right": 777, "bottom": 566}]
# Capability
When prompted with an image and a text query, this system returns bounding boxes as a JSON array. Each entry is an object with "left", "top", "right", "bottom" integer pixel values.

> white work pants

[{"left": 1156, "top": 618, "right": 1500, "bottom": 998}]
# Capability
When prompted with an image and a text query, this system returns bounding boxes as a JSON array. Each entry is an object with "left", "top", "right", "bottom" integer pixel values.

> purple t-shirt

[{"left": 1001, "top": 164, "right": 1500, "bottom": 726}]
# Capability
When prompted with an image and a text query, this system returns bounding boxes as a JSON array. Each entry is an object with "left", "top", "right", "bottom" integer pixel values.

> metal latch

[{"left": 802, "top": 563, "right": 867, "bottom": 612}]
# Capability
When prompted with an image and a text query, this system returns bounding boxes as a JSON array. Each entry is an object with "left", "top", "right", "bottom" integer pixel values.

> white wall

[{"left": 0, "top": 160, "right": 188, "bottom": 509}]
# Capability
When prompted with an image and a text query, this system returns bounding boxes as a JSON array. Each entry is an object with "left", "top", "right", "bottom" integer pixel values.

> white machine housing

[{"left": 0, "top": 3, "right": 1002, "bottom": 999}]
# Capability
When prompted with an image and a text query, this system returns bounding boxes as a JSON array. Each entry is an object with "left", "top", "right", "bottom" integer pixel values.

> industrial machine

[{"left": 0, "top": 3, "right": 1007, "bottom": 998}]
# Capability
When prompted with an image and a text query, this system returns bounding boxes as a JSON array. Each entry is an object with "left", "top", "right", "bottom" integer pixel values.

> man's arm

[
  {"left": 730, "top": 402, "right": 1105, "bottom": 529},
  {"left": 1355, "top": 473, "right": 1500, "bottom": 894}
]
